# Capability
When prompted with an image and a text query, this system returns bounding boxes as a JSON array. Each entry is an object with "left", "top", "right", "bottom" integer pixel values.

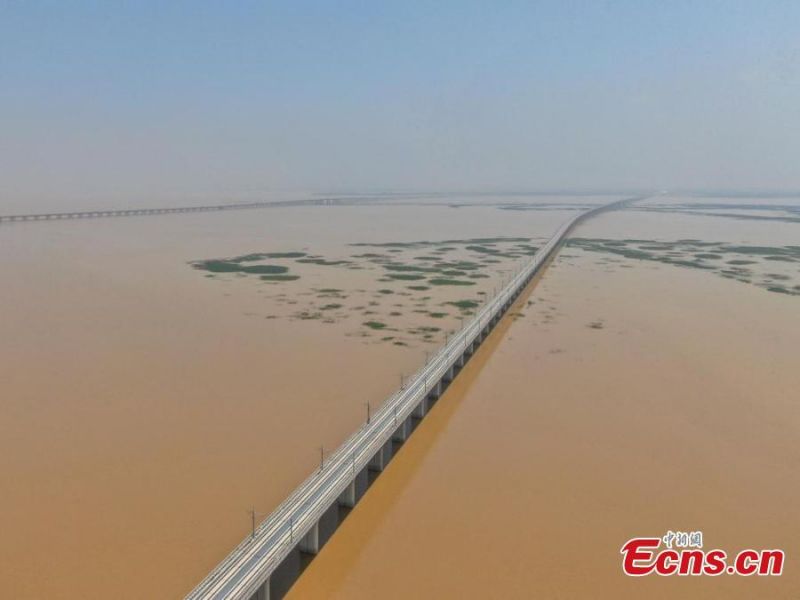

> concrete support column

[
  {"left": 338, "top": 480, "right": 356, "bottom": 508},
  {"left": 269, "top": 549, "right": 301, "bottom": 598},
  {"left": 299, "top": 521, "right": 319, "bottom": 554},
  {"left": 444, "top": 365, "right": 455, "bottom": 381},
  {"left": 412, "top": 396, "right": 427, "bottom": 418},
  {"left": 392, "top": 417, "right": 412, "bottom": 442},
  {"left": 338, "top": 468, "right": 368, "bottom": 508},
  {"left": 317, "top": 503, "right": 339, "bottom": 549},
  {"left": 428, "top": 380, "right": 442, "bottom": 400},
  {"left": 368, "top": 441, "right": 393, "bottom": 472}
]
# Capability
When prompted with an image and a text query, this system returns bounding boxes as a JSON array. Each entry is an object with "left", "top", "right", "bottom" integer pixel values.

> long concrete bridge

[
  {"left": 186, "top": 197, "right": 640, "bottom": 600},
  {"left": 0, "top": 198, "right": 350, "bottom": 225}
]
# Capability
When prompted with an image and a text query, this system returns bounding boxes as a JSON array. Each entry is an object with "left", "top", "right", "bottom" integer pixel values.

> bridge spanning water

[
  {"left": 0, "top": 198, "right": 352, "bottom": 224},
  {"left": 186, "top": 197, "right": 639, "bottom": 600}
]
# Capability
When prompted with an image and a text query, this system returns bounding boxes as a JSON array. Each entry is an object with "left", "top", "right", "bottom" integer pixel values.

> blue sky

[{"left": 2, "top": 1, "right": 799, "bottom": 204}]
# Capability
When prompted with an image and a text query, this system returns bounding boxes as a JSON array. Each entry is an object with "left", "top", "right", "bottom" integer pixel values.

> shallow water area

[
  {"left": 0, "top": 194, "right": 615, "bottom": 599},
  {"left": 289, "top": 196, "right": 800, "bottom": 599}
]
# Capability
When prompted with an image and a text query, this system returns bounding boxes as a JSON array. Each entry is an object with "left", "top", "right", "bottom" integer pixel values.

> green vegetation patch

[
  {"left": 387, "top": 273, "right": 426, "bottom": 281},
  {"left": 466, "top": 245, "right": 518, "bottom": 258},
  {"left": 193, "top": 260, "right": 242, "bottom": 273},
  {"left": 766, "top": 285, "right": 795, "bottom": 295},
  {"left": 726, "top": 259, "right": 757, "bottom": 266},
  {"left": 260, "top": 274, "right": 300, "bottom": 281},
  {"left": 436, "top": 260, "right": 482, "bottom": 271},
  {"left": 466, "top": 244, "right": 501, "bottom": 255},
  {"left": 429, "top": 278, "right": 476, "bottom": 286},
  {"left": 384, "top": 264, "right": 439, "bottom": 273},
  {"left": 669, "top": 259, "right": 715, "bottom": 270},
  {"left": 294, "top": 311, "right": 322, "bottom": 320},
  {"left": 694, "top": 253, "right": 723, "bottom": 259},
  {"left": 363, "top": 321, "right": 387, "bottom": 330},
  {"left": 224, "top": 251, "right": 307, "bottom": 262},
  {"left": 240, "top": 264, "right": 289, "bottom": 275},
  {"left": 296, "top": 258, "right": 351, "bottom": 266},
  {"left": 726, "top": 245, "right": 799, "bottom": 257},
  {"left": 568, "top": 237, "right": 800, "bottom": 298},
  {"left": 447, "top": 300, "right": 479, "bottom": 310},
  {"left": 193, "top": 254, "right": 301, "bottom": 280}
]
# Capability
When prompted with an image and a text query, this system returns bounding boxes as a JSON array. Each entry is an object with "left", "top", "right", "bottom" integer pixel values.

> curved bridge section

[{"left": 186, "top": 196, "right": 640, "bottom": 600}]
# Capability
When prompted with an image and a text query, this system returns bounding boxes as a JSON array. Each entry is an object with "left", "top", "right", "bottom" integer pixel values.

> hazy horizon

[{"left": 2, "top": 2, "right": 800, "bottom": 208}]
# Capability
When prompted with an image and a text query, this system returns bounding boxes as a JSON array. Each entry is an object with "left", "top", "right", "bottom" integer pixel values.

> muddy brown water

[
  {"left": 0, "top": 197, "right": 617, "bottom": 599},
  {"left": 288, "top": 201, "right": 800, "bottom": 599}
]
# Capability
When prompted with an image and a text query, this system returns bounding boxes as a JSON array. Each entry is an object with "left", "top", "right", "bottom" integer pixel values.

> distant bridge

[
  {"left": 0, "top": 198, "right": 347, "bottom": 225},
  {"left": 185, "top": 196, "right": 640, "bottom": 600}
]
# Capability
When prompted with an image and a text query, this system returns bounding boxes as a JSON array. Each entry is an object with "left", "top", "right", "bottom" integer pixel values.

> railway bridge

[{"left": 186, "top": 196, "right": 640, "bottom": 600}]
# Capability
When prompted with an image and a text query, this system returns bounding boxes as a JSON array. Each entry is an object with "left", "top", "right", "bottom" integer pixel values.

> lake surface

[
  {"left": 0, "top": 194, "right": 620, "bottom": 599},
  {"left": 288, "top": 195, "right": 800, "bottom": 599}
]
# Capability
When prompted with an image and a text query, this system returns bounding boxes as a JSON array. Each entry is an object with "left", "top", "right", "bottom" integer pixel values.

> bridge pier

[
  {"left": 412, "top": 396, "right": 428, "bottom": 418},
  {"left": 368, "top": 440, "right": 393, "bottom": 472},
  {"left": 338, "top": 467, "right": 368, "bottom": 508},
  {"left": 428, "top": 380, "right": 442, "bottom": 400},
  {"left": 318, "top": 502, "right": 339, "bottom": 548},
  {"left": 298, "top": 500, "right": 339, "bottom": 557},
  {"left": 267, "top": 549, "right": 301, "bottom": 599},
  {"left": 392, "top": 417, "right": 412, "bottom": 442},
  {"left": 299, "top": 522, "right": 319, "bottom": 554}
]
